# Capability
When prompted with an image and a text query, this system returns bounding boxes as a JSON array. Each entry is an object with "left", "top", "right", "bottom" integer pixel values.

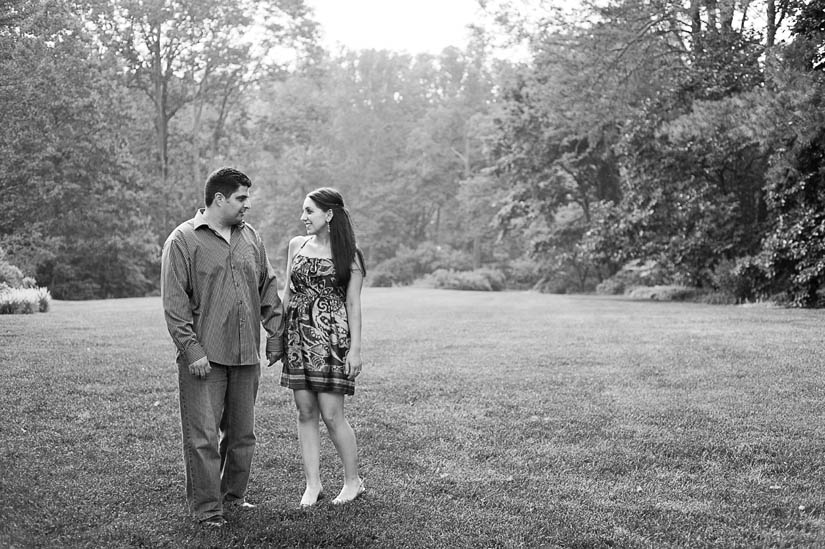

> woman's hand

[{"left": 345, "top": 350, "right": 362, "bottom": 379}]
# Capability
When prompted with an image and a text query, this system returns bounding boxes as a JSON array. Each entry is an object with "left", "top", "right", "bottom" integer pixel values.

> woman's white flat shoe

[
  {"left": 332, "top": 480, "right": 365, "bottom": 505},
  {"left": 299, "top": 487, "right": 325, "bottom": 508}
]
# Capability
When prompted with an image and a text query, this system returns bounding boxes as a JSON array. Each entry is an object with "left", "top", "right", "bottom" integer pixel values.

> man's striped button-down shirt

[{"left": 161, "top": 209, "right": 284, "bottom": 367}]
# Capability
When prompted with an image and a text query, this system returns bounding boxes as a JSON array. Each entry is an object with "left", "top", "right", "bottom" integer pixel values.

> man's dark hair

[{"left": 204, "top": 167, "right": 252, "bottom": 207}]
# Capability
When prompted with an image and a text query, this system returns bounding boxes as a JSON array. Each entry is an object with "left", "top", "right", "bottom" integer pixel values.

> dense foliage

[
  {"left": 0, "top": 245, "right": 51, "bottom": 313},
  {"left": 491, "top": 0, "right": 825, "bottom": 305},
  {"left": 1, "top": 0, "right": 824, "bottom": 304}
]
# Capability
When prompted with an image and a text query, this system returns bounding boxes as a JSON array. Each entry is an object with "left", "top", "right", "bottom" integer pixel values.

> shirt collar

[
  {"left": 193, "top": 208, "right": 210, "bottom": 229},
  {"left": 193, "top": 208, "right": 246, "bottom": 231}
]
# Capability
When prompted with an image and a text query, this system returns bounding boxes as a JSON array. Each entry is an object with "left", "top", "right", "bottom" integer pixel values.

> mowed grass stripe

[{"left": 1, "top": 289, "right": 823, "bottom": 547}]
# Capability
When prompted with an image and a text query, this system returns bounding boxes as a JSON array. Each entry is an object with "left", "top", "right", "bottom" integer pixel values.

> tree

[
  {"left": 756, "top": 7, "right": 825, "bottom": 306},
  {"left": 244, "top": 72, "right": 337, "bottom": 266},
  {"left": 490, "top": 0, "right": 799, "bottom": 290},
  {"left": 246, "top": 40, "right": 506, "bottom": 274},
  {"left": 786, "top": 0, "right": 825, "bottom": 71},
  {"left": 400, "top": 45, "right": 499, "bottom": 258},
  {"left": 82, "top": 0, "right": 319, "bottom": 238},
  {"left": 0, "top": 0, "right": 158, "bottom": 298},
  {"left": 616, "top": 92, "right": 771, "bottom": 286},
  {"left": 490, "top": 2, "right": 670, "bottom": 287}
]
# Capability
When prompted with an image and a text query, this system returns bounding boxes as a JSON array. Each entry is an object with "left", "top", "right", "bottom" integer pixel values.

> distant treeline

[{"left": 1, "top": 0, "right": 824, "bottom": 305}]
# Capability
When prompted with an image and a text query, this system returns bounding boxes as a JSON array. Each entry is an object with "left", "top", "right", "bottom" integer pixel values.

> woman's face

[{"left": 300, "top": 197, "right": 329, "bottom": 236}]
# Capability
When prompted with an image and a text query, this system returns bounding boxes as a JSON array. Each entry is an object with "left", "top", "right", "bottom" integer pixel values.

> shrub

[
  {"left": 710, "top": 256, "right": 772, "bottom": 303},
  {"left": 595, "top": 278, "right": 625, "bottom": 295},
  {"left": 370, "top": 243, "right": 474, "bottom": 287},
  {"left": 422, "top": 268, "right": 506, "bottom": 292},
  {"left": 626, "top": 285, "right": 700, "bottom": 301},
  {"left": 49, "top": 279, "right": 101, "bottom": 301},
  {"left": 37, "top": 287, "right": 51, "bottom": 312},
  {"left": 0, "top": 287, "right": 51, "bottom": 314},
  {"left": 533, "top": 276, "right": 572, "bottom": 294},
  {"left": 505, "top": 258, "right": 543, "bottom": 289},
  {"left": 0, "top": 249, "right": 51, "bottom": 313},
  {"left": 476, "top": 268, "right": 506, "bottom": 291},
  {"left": 370, "top": 255, "right": 419, "bottom": 286},
  {"left": 596, "top": 259, "right": 670, "bottom": 295},
  {"left": 0, "top": 261, "right": 24, "bottom": 287},
  {"left": 699, "top": 291, "right": 738, "bottom": 305},
  {"left": 368, "top": 270, "right": 395, "bottom": 287}
]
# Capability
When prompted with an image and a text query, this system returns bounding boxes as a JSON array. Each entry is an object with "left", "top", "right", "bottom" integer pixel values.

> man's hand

[
  {"left": 188, "top": 356, "right": 211, "bottom": 378},
  {"left": 266, "top": 351, "right": 283, "bottom": 367}
]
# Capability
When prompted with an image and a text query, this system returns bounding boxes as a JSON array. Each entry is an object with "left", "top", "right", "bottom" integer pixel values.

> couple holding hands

[{"left": 161, "top": 167, "right": 366, "bottom": 527}]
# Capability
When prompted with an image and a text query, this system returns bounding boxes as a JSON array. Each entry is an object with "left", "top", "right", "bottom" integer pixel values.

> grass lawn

[{"left": 1, "top": 288, "right": 824, "bottom": 548}]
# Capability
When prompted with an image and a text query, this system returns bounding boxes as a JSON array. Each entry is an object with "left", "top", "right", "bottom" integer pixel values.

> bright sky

[{"left": 306, "top": 0, "right": 482, "bottom": 55}]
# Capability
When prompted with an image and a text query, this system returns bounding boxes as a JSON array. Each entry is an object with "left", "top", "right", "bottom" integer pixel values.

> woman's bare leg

[
  {"left": 293, "top": 389, "right": 324, "bottom": 506},
  {"left": 318, "top": 392, "right": 362, "bottom": 502}
]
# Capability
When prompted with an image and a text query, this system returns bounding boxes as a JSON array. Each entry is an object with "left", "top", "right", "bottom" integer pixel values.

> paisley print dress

[{"left": 280, "top": 248, "right": 354, "bottom": 395}]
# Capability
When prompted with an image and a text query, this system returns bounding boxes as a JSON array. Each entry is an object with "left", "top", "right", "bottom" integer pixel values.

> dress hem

[{"left": 279, "top": 379, "right": 355, "bottom": 396}]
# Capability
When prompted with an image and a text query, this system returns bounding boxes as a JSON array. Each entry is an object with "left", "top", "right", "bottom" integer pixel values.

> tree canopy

[{"left": 2, "top": 0, "right": 825, "bottom": 305}]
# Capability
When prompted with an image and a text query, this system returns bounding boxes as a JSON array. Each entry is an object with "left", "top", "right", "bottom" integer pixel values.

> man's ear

[{"left": 214, "top": 192, "right": 225, "bottom": 205}]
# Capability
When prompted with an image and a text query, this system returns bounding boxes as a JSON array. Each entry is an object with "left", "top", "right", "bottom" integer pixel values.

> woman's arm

[
  {"left": 281, "top": 236, "right": 305, "bottom": 310},
  {"left": 344, "top": 257, "right": 364, "bottom": 378}
]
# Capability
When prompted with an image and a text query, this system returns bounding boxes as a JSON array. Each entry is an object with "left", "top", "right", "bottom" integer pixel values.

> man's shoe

[
  {"left": 225, "top": 499, "right": 256, "bottom": 510},
  {"left": 202, "top": 516, "right": 227, "bottom": 528}
]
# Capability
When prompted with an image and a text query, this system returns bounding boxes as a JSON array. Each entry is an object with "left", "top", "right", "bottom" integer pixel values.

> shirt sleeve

[
  {"left": 257, "top": 235, "right": 284, "bottom": 355},
  {"left": 161, "top": 236, "right": 207, "bottom": 366}
]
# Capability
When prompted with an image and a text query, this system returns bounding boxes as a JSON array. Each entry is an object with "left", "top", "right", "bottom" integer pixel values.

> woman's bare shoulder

[{"left": 288, "top": 235, "right": 310, "bottom": 250}]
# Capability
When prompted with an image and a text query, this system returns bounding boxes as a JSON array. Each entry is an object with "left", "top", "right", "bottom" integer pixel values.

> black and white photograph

[{"left": 2, "top": 0, "right": 824, "bottom": 546}]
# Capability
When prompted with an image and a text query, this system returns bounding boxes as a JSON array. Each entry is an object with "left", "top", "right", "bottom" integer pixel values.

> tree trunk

[
  {"left": 191, "top": 66, "right": 211, "bottom": 186},
  {"left": 191, "top": 100, "right": 202, "bottom": 186},
  {"left": 718, "top": 0, "right": 735, "bottom": 33},
  {"left": 689, "top": 0, "right": 702, "bottom": 49},
  {"left": 149, "top": 24, "right": 170, "bottom": 236},
  {"left": 150, "top": 25, "right": 168, "bottom": 183},
  {"left": 158, "top": 93, "right": 168, "bottom": 182},
  {"left": 211, "top": 73, "right": 239, "bottom": 157}
]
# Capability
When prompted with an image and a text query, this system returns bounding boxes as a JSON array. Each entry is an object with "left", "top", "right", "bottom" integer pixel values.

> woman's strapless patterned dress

[{"left": 280, "top": 253, "right": 354, "bottom": 395}]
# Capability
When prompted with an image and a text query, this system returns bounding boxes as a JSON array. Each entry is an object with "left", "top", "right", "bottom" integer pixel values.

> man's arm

[
  {"left": 257, "top": 235, "right": 284, "bottom": 365},
  {"left": 161, "top": 237, "right": 207, "bottom": 367}
]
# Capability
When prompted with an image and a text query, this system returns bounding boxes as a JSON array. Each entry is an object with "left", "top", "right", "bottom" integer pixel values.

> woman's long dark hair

[{"left": 308, "top": 187, "right": 366, "bottom": 288}]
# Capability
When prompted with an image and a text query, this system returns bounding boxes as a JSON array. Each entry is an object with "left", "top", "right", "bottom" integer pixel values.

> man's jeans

[{"left": 177, "top": 362, "right": 260, "bottom": 520}]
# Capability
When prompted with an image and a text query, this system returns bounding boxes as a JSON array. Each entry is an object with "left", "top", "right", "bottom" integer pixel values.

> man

[{"left": 161, "top": 167, "right": 283, "bottom": 527}]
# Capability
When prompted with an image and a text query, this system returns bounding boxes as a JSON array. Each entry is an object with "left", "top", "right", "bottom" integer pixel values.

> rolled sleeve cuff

[
  {"left": 265, "top": 337, "right": 283, "bottom": 356},
  {"left": 182, "top": 344, "right": 207, "bottom": 367}
]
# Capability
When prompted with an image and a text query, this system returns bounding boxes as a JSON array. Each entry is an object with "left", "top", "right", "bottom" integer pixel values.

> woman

[{"left": 280, "top": 187, "right": 366, "bottom": 507}]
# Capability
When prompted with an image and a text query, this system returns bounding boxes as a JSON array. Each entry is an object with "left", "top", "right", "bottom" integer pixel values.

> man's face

[{"left": 220, "top": 185, "right": 251, "bottom": 225}]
